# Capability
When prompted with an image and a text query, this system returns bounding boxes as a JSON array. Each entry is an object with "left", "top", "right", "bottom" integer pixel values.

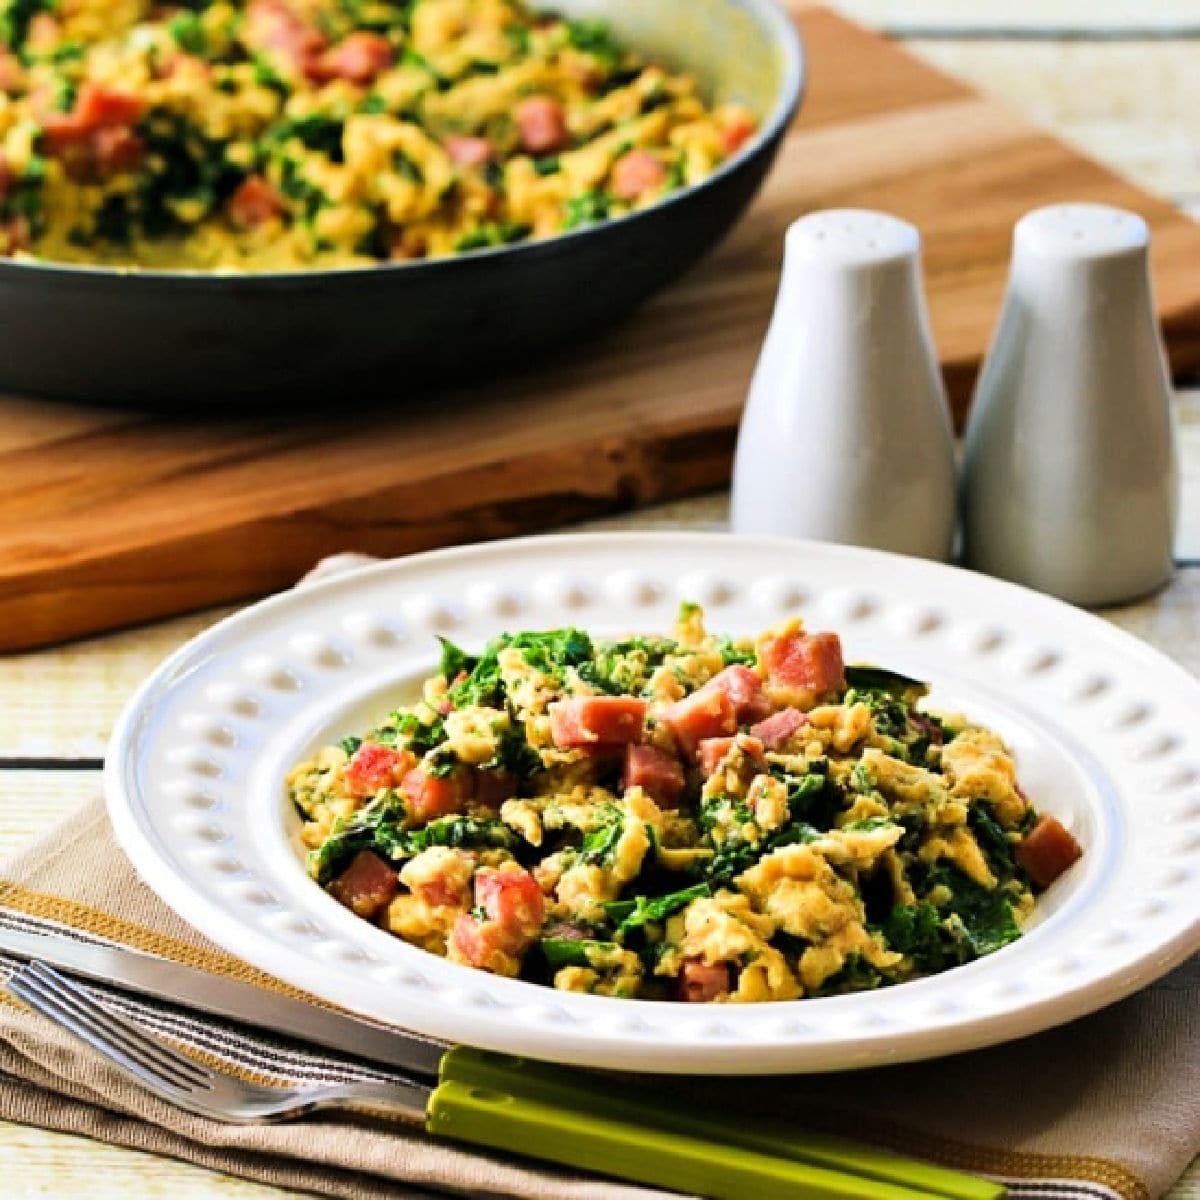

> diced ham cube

[
  {"left": 698, "top": 664, "right": 772, "bottom": 723},
  {"left": 697, "top": 736, "right": 737, "bottom": 777},
  {"left": 720, "top": 114, "right": 757, "bottom": 156},
  {"left": 451, "top": 865, "right": 545, "bottom": 971},
  {"left": 515, "top": 95, "right": 568, "bottom": 154},
  {"left": 549, "top": 696, "right": 646, "bottom": 749},
  {"left": 309, "top": 31, "right": 393, "bottom": 85},
  {"left": 449, "top": 912, "right": 506, "bottom": 970},
  {"left": 445, "top": 134, "right": 494, "bottom": 168},
  {"left": 677, "top": 958, "right": 731, "bottom": 1002},
  {"left": 329, "top": 850, "right": 397, "bottom": 918},
  {"left": 40, "top": 85, "right": 146, "bottom": 178},
  {"left": 662, "top": 687, "right": 737, "bottom": 756},
  {"left": 473, "top": 768, "right": 517, "bottom": 807},
  {"left": 697, "top": 734, "right": 763, "bottom": 777},
  {"left": 343, "top": 742, "right": 413, "bottom": 799},
  {"left": 542, "top": 921, "right": 588, "bottom": 941},
  {"left": 73, "top": 84, "right": 145, "bottom": 129},
  {"left": 1, "top": 214, "right": 29, "bottom": 253},
  {"left": 244, "top": 0, "right": 326, "bottom": 74},
  {"left": 750, "top": 707, "right": 808, "bottom": 750},
  {"left": 400, "top": 767, "right": 466, "bottom": 824},
  {"left": 622, "top": 743, "right": 685, "bottom": 806},
  {"left": 1016, "top": 814, "right": 1083, "bottom": 889},
  {"left": 759, "top": 629, "right": 845, "bottom": 695},
  {"left": 0, "top": 51, "right": 26, "bottom": 92},
  {"left": 611, "top": 148, "right": 666, "bottom": 200},
  {"left": 91, "top": 125, "right": 143, "bottom": 174},
  {"left": 226, "top": 174, "right": 286, "bottom": 228},
  {"left": 475, "top": 865, "right": 545, "bottom": 932}
]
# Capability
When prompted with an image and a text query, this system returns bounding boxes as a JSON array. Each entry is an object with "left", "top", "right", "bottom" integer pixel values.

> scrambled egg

[
  {"left": 287, "top": 605, "right": 1072, "bottom": 1003},
  {"left": 0, "top": 0, "right": 757, "bottom": 269}
]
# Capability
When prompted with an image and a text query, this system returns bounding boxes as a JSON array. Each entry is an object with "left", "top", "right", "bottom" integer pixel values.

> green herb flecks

[{"left": 563, "top": 189, "right": 611, "bottom": 230}]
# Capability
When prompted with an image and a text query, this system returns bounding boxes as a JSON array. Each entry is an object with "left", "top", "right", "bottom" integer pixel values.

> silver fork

[{"left": 7, "top": 961, "right": 431, "bottom": 1124}]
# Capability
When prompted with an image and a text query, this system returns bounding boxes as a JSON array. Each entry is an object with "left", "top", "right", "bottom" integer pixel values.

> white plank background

[{"left": 0, "top": 2, "right": 1197, "bottom": 1196}]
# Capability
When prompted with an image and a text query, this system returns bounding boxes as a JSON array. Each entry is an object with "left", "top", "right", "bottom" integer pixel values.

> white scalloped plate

[{"left": 105, "top": 534, "right": 1200, "bottom": 1074}]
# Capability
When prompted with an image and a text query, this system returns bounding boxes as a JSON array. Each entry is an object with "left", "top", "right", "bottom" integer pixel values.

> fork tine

[
  {"left": 9, "top": 969, "right": 195, "bottom": 1096},
  {"left": 22, "top": 963, "right": 214, "bottom": 1089},
  {"left": 12, "top": 964, "right": 213, "bottom": 1091}
]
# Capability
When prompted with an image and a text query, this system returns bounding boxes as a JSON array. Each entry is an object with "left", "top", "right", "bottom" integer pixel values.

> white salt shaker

[
  {"left": 731, "top": 210, "right": 956, "bottom": 561},
  {"left": 961, "top": 203, "right": 1179, "bottom": 606}
]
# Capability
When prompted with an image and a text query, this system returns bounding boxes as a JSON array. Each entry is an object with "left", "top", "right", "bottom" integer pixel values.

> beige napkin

[{"left": 0, "top": 555, "right": 1195, "bottom": 1200}]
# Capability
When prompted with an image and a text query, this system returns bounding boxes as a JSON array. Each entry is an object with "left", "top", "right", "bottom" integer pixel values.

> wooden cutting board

[{"left": 3, "top": 4, "right": 1199, "bottom": 653}]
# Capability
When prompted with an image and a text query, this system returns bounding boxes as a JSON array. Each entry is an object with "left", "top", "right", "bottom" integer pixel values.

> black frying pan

[{"left": 0, "top": 0, "right": 804, "bottom": 409}]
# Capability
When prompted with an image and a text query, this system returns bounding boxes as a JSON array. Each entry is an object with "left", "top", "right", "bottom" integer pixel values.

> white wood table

[{"left": 2, "top": 2, "right": 1197, "bottom": 1195}]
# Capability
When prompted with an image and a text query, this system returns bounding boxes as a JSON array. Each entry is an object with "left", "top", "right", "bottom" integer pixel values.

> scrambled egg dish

[
  {"left": 289, "top": 606, "right": 1083, "bottom": 1002},
  {"left": 0, "top": 0, "right": 758, "bottom": 269}
]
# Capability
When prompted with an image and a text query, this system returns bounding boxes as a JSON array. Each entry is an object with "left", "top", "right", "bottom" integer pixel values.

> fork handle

[
  {"left": 426, "top": 1078, "right": 943, "bottom": 1200},
  {"left": 437, "top": 1047, "right": 1002, "bottom": 1200}
]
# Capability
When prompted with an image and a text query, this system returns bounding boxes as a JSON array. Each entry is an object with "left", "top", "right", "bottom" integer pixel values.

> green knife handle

[
  {"left": 427, "top": 1076, "right": 940, "bottom": 1200},
  {"left": 439, "top": 1046, "right": 1003, "bottom": 1200}
]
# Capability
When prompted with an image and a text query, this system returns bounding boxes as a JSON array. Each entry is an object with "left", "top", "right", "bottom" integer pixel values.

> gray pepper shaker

[
  {"left": 961, "top": 203, "right": 1179, "bottom": 606},
  {"left": 731, "top": 209, "right": 957, "bottom": 560}
]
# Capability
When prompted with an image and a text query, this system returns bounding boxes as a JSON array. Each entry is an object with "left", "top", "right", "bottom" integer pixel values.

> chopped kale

[
  {"left": 486, "top": 725, "right": 542, "bottom": 781},
  {"left": 443, "top": 627, "right": 593, "bottom": 708},
  {"left": 847, "top": 688, "right": 911, "bottom": 743},
  {"left": 602, "top": 882, "right": 710, "bottom": 935},
  {"left": 271, "top": 113, "right": 345, "bottom": 161},
  {"left": 664, "top": 153, "right": 687, "bottom": 191},
  {"left": 454, "top": 221, "right": 531, "bottom": 253},
  {"left": 50, "top": 75, "right": 76, "bottom": 112},
  {"left": 579, "top": 808, "right": 624, "bottom": 866},
  {"left": 968, "top": 802, "right": 1017, "bottom": 882},
  {"left": 404, "top": 816, "right": 518, "bottom": 854},
  {"left": 0, "top": 0, "right": 54, "bottom": 50},
  {"left": 167, "top": 11, "right": 207, "bottom": 54},
  {"left": 945, "top": 872, "right": 1022, "bottom": 958},
  {"left": 843, "top": 665, "right": 928, "bottom": 702},
  {"left": 715, "top": 636, "right": 756, "bottom": 667},
  {"left": 779, "top": 766, "right": 841, "bottom": 829},
  {"left": 812, "top": 952, "right": 884, "bottom": 996},
  {"left": 540, "top": 937, "right": 617, "bottom": 971},
  {"left": 563, "top": 189, "right": 611, "bottom": 229},
  {"left": 881, "top": 901, "right": 963, "bottom": 974},
  {"left": 564, "top": 18, "right": 623, "bottom": 68},
  {"left": 308, "top": 792, "right": 409, "bottom": 884},
  {"left": 386, "top": 711, "right": 446, "bottom": 757},
  {"left": 504, "top": 22, "right": 530, "bottom": 53},
  {"left": 422, "top": 751, "right": 459, "bottom": 778},
  {"left": 437, "top": 635, "right": 475, "bottom": 683},
  {"left": 703, "top": 817, "right": 821, "bottom": 887},
  {"left": 576, "top": 634, "right": 678, "bottom": 696},
  {"left": 134, "top": 114, "right": 245, "bottom": 235},
  {"left": 252, "top": 55, "right": 289, "bottom": 94},
  {"left": 883, "top": 866, "right": 1022, "bottom": 972}
]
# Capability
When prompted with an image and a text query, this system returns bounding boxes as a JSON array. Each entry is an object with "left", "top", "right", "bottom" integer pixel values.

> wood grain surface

[{"left": 1, "top": 4, "right": 1199, "bottom": 655}]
